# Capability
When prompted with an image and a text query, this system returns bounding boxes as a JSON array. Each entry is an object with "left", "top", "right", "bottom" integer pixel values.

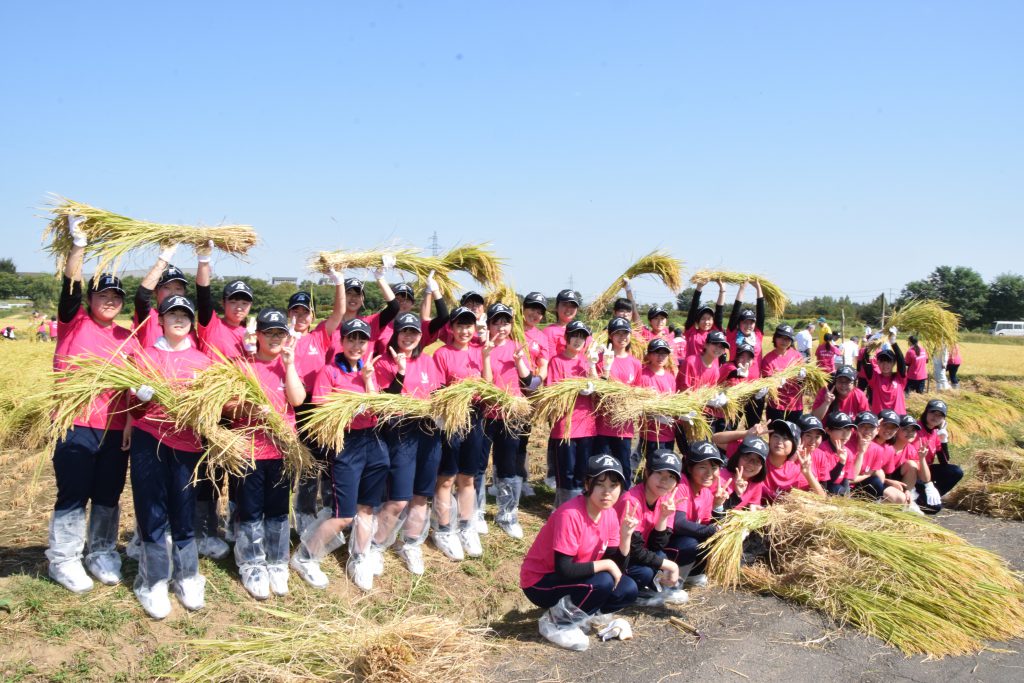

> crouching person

[{"left": 519, "top": 455, "right": 639, "bottom": 651}]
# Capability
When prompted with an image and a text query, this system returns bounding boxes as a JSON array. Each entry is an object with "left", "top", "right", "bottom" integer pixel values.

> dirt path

[{"left": 482, "top": 510, "right": 1024, "bottom": 683}]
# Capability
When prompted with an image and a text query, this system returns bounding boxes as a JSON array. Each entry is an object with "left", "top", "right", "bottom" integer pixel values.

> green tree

[
  {"left": 22, "top": 275, "right": 61, "bottom": 309},
  {"left": 0, "top": 258, "right": 15, "bottom": 274},
  {"left": 985, "top": 273, "right": 1024, "bottom": 324},
  {"left": 898, "top": 266, "right": 988, "bottom": 330},
  {"left": 675, "top": 287, "right": 697, "bottom": 313}
]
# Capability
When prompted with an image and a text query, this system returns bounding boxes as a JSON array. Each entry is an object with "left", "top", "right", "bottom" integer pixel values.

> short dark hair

[
  {"left": 582, "top": 471, "right": 624, "bottom": 495},
  {"left": 613, "top": 297, "right": 633, "bottom": 312}
]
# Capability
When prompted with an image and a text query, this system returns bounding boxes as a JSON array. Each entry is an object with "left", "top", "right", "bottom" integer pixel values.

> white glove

[
  {"left": 433, "top": 415, "right": 446, "bottom": 431},
  {"left": 425, "top": 270, "right": 441, "bottom": 297},
  {"left": 579, "top": 381, "right": 596, "bottom": 396},
  {"left": 243, "top": 341, "right": 258, "bottom": 354},
  {"left": 328, "top": 267, "right": 343, "bottom": 286},
  {"left": 754, "top": 387, "right": 770, "bottom": 400},
  {"left": 777, "top": 376, "right": 788, "bottom": 389},
  {"left": 937, "top": 424, "right": 949, "bottom": 444},
  {"left": 924, "top": 481, "right": 942, "bottom": 507},
  {"left": 196, "top": 239, "right": 214, "bottom": 263},
  {"left": 798, "top": 368, "right": 807, "bottom": 380},
  {"left": 134, "top": 385, "right": 155, "bottom": 403},
  {"left": 586, "top": 344, "right": 600, "bottom": 366},
  {"left": 603, "top": 345, "right": 615, "bottom": 369},
  {"left": 68, "top": 214, "right": 88, "bottom": 247},
  {"left": 382, "top": 253, "right": 397, "bottom": 270},
  {"left": 598, "top": 618, "right": 633, "bottom": 641},
  {"left": 707, "top": 392, "right": 728, "bottom": 409},
  {"left": 889, "top": 327, "right": 898, "bottom": 336},
  {"left": 654, "top": 414, "right": 675, "bottom": 426},
  {"left": 354, "top": 403, "right": 367, "bottom": 416},
  {"left": 622, "top": 276, "right": 632, "bottom": 293},
  {"left": 158, "top": 243, "right": 179, "bottom": 263},
  {"left": 246, "top": 317, "right": 258, "bottom": 334}
]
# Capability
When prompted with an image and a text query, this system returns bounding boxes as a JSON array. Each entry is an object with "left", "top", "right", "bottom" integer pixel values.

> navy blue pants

[
  {"left": 52, "top": 426, "right": 128, "bottom": 512},
  {"left": 856, "top": 475, "right": 886, "bottom": 499},
  {"left": 516, "top": 422, "right": 532, "bottom": 480},
  {"left": 594, "top": 435, "right": 632, "bottom": 489},
  {"left": 626, "top": 563, "right": 657, "bottom": 590},
  {"left": 230, "top": 458, "right": 290, "bottom": 524},
  {"left": 129, "top": 428, "right": 200, "bottom": 544},
  {"left": 664, "top": 534, "right": 709, "bottom": 574},
  {"left": 440, "top": 413, "right": 485, "bottom": 477},
  {"left": 551, "top": 436, "right": 594, "bottom": 491},
  {"left": 917, "top": 463, "right": 964, "bottom": 514},
  {"left": 329, "top": 427, "right": 389, "bottom": 517},
  {"left": 383, "top": 420, "right": 441, "bottom": 501},
  {"left": 486, "top": 419, "right": 523, "bottom": 480},
  {"left": 523, "top": 571, "right": 639, "bottom": 615}
]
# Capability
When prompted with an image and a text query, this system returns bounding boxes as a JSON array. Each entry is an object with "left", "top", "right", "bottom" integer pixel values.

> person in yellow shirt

[{"left": 816, "top": 317, "right": 832, "bottom": 347}]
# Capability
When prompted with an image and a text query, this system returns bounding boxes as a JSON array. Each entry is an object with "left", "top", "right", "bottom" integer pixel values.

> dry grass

[
  {"left": 587, "top": 250, "right": 684, "bottom": 319},
  {"left": 311, "top": 247, "right": 460, "bottom": 300},
  {"left": 439, "top": 243, "right": 505, "bottom": 288},
  {"left": 690, "top": 270, "right": 789, "bottom": 318},
  {"left": 947, "top": 448, "right": 1024, "bottom": 520},
  {"left": 300, "top": 392, "right": 433, "bottom": 452}
]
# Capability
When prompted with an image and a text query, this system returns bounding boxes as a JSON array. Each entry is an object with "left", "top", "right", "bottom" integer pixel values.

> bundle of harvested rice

[
  {"left": 887, "top": 299, "right": 960, "bottom": 354},
  {"left": 178, "top": 605, "right": 492, "bottom": 683},
  {"left": 704, "top": 490, "right": 1024, "bottom": 657},
  {"left": 905, "top": 390, "right": 1020, "bottom": 445},
  {"left": 440, "top": 243, "right": 505, "bottom": 288},
  {"left": 300, "top": 391, "right": 433, "bottom": 452},
  {"left": 690, "top": 270, "right": 788, "bottom": 318},
  {"left": 44, "top": 196, "right": 257, "bottom": 283},
  {"left": 973, "top": 379, "right": 1024, "bottom": 415},
  {"left": 730, "top": 359, "right": 831, "bottom": 420},
  {"left": 946, "top": 448, "right": 1024, "bottom": 520},
  {"left": 483, "top": 281, "right": 526, "bottom": 344},
  {"left": 592, "top": 325, "right": 649, "bottom": 361},
  {"left": 431, "top": 378, "right": 532, "bottom": 437},
  {"left": 310, "top": 247, "right": 460, "bottom": 300},
  {"left": 0, "top": 392, "right": 52, "bottom": 451},
  {"left": 587, "top": 250, "right": 685, "bottom": 319}
]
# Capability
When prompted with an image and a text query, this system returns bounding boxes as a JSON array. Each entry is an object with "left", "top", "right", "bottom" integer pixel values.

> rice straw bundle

[
  {"left": 484, "top": 282, "right": 526, "bottom": 344},
  {"left": 592, "top": 325, "right": 649, "bottom": 361},
  {"left": 44, "top": 196, "right": 257, "bottom": 283},
  {"left": 690, "top": 270, "right": 789, "bottom": 318},
  {"left": 440, "top": 243, "right": 505, "bottom": 288},
  {"left": 431, "top": 378, "right": 531, "bottom": 437},
  {"left": 310, "top": 247, "right": 461, "bottom": 300},
  {"left": 300, "top": 392, "right": 433, "bottom": 452},
  {"left": 704, "top": 490, "right": 1024, "bottom": 657},
  {"left": 887, "top": 299, "right": 961, "bottom": 354},
  {"left": 973, "top": 379, "right": 1024, "bottom": 415},
  {"left": 0, "top": 392, "right": 53, "bottom": 451},
  {"left": 587, "top": 250, "right": 685, "bottom": 319},
  {"left": 905, "top": 391, "right": 1021, "bottom": 445},
  {"left": 178, "top": 605, "right": 492, "bottom": 683},
  {"left": 946, "top": 448, "right": 1024, "bottom": 520}
]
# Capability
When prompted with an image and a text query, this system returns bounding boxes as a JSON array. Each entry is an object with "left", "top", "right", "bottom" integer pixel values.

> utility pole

[
  {"left": 568, "top": 274, "right": 575, "bottom": 291},
  {"left": 429, "top": 231, "right": 440, "bottom": 257},
  {"left": 880, "top": 291, "right": 886, "bottom": 328}
]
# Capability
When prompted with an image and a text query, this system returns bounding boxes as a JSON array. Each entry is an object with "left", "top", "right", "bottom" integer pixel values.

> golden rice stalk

[
  {"left": 587, "top": 250, "right": 685, "bottom": 319},
  {"left": 974, "top": 379, "right": 1024, "bottom": 415},
  {"left": 888, "top": 299, "right": 961, "bottom": 354},
  {"left": 440, "top": 243, "right": 505, "bottom": 288},
  {"left": 0, "top": 392, "right": 53, "bottom": 451},
  {"left": 905, "top": 390, "right": 1021, "bottom": 445},
  {"left": 300, "top": 392, "right": 433, "bottom": 452},
  {"left": 690, "top": 270, "right": 789, "bottom": 318},
  {"left": 947, "top": 479, "right": 1024, "bottom": 521},
  {"left": 44, "top": 196, "right": 258, "bottom": 284},
  {"left": 178, "top": 605, "right": 493, "bottom": 683},
  {"left": 704, "top": 490, "right": 1024, "bottom": 657},
  {"left": 310, "top": 247, "right": 461, "bottom": 300},
  {"left": 484, "top": 281, "right": 526, "bottom": 344},
  {"left": 431, "top": 378, "right": 531, "bottom": 438},
  {"left": 592, "top": 324, "right": 649, "bottom": 361}
]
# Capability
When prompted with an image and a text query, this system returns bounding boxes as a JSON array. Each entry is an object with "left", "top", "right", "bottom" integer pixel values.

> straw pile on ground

[
  {"left": 906, "top": 389, "right": 1023, "bottom": 445},
  {"left": 587, "top": 250, "right": 684, "bottom": 319},
  {"left": 0, "top": 392, "right": 51, "bottom": 452},
  {"left": 703, "top": 490, "right": 1024, "bottom": 657},
  {"left": 947, "top": 448, "right": 1024, "bottom": 520},
  {"left": 690, "top": 270, "right": 788, "bottom": 318},
  {"left": 177, "top": 606, "right": 492, "bottom": 683},
  {"left": 44, "top": 196, "right": 257, "bottom": 283},
  {"left": 887, "top": 299, "right": 960, "bottom": 354}
]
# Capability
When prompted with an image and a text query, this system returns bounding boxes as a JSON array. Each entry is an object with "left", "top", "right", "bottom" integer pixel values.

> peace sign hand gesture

[
  {"left": 733, "top": 465, "right": 748, "bottom": 497},
  {"left": 388, "top": 345, "right": 407, "bottom": 375},
  {"left": 280, "top": 333, "right": 297, "bottom": 367},
  {"left": 620, "top": 499, "right": 640, "bottom": 538}
]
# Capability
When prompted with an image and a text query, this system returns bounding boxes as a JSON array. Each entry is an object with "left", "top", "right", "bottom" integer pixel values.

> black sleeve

[
  {"left": 646, "top": 528, "right": 670, "bottom": 554},
  {"left": 756, "top": 297, "right": 766, "bottom": 332},
  {"left": 723, "top": 492, "right": 743, "bottom": 511},
  {"left": 518, "top": 373, "right": 536, "bottom": 389},
  {"left": 134, "top": 285, "right": 153, "bottom": 324},
  {"left": 602, "top": 547, "right": 627, "bottom": 571},
  {"left": 727, "top": 300, "right": 741, "bottom": 331},
  {"left": 628, "top": 531, "right": 664, "bottom": 569},
  {"left": 893, "top": 342, "right": 907, "bottom": 377},
  {"left": 684, "top": 290, "right": 701, "bottom": 329},
  {"left": 714, "top": 304, "right": 724, "bottom": 330},
  {"left": 377, "top": 298, "right": 400, "bottom": 328},
  {"left": 58, "top": 275, "right": 82, "bottom": 324},
  {"left": 554, "top": 551, "right": 595, "bottom": 580},
  {"left": 672, "top": 512, "right": 717, "bottom": 540},
  {"left": 827, "top": 460, "right": 845, "bottom": 483},
  {"left": 860, "top": 353, "right": 874, "bottom": 380},
  {"left": 197, "top": 284, "right": 214, "bottom": 327},
  {"left": 936, "top": 442, "right": 951, "bottom": 466},
  {"left": 428, "top": 299, "right": 450, "bottom": 335},
  {"left": 384, "top": 373, "right": 405, "bottom": 395}
]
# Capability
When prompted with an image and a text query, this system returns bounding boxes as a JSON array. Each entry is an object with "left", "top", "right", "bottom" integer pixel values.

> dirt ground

[{"left": 482, "top": 510, "right": 1024, "bottom": 683}]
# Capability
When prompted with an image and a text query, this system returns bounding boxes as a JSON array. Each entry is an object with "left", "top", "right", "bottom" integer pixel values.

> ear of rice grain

[
  {"left": 484, "top": 282, "right": 526, "bottom": 344},
  {"left": 587, "top": 250, "right": 684, "bottom": 319},
  {"left": 690, "top": 270, "right": 789, "bottom": 318},
  {"left": 440, "top": 243, "right": 505, "bottom": 288},
  {"left": 44, "top": 196, "right": 258, "bottom": 284},
  {"left": 431, "top": 378, "right": 531, "bottom": 437},
  {"left": 311, "top": 247, "right": 460, "bottom": 300},
  {"left": 300, "top": 392, "right": 432, "bottom": 452},
  {"left": 887, "top": 299, "right": 961, "bottom": 354},
  {"left": 946, "top": 447, "right": 1024, "bottom": 520},
  {"left": 905, "top": 390, "right": 1021, "bottom": 445}
]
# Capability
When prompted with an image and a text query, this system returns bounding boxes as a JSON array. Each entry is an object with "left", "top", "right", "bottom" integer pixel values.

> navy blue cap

[
  {"left": 647, "top": 305, "right": 669, "bottom": 321},
  {"left": 706, "top": 330, "right": 728, "bottom": 347},
  {"left": 926, "top": 399, "right": 948, "bottom": 416},
  {"left": 556, "top": 289, "right": 581, "bottom": 305},
  {"left": 461, "top": 291, "right": 485, "bottom": 305},
  {"left": 648, "top": 338, "right": 671, "bottom": 354},
  {"left": 393, "top": 282, "right": 415, "bottom": 299},
  {"left": 157, "top": 294, "right": 195, "bottom": 317},
  {"left": 523, "top": 292, "right": 548, "bottom": 311},
  {"left": 770, "top": 419, "right": 802, "bottom": 443},
  {"left": 256, "top": 308, "right": 289, "bottom": 332},
  {"left": 826, "top": 411, "right": 856, "bottom": 430},
  {"left": 877, "top": 348, "right": 896, "bottom": 362},
  {"left": 288, "top": 291, "right": 313, "bottom": 311},
  {"left": 687, "top": 441, "right": 726, "bottom": 465},
  {"left": 835, "top": 365, "right": 857, "bottom": 381},
  {"left": 607, "top": 317, "right": 632, "bottom": 334},
  {"left": 341, "top": 318, "right": 372, "bottom": 338},
  {"left": 696, "top": 304, "right": 715, "bottom": 318},
  {"left": 735, "top": 342, "right": 756, "bottom": 358},
  {"left": 223, "top": 280, "right": 254, "bottom": 301},
  {"left": 774, "top": 324, "right": 796, "bottom": 341},
  {"left": 738, "top": 435, "right": 770, "bottom": 461},
  {"left": 738, "top": 309, "right": 756, "bottom": 322},
  {"left": 648, "top": 449, "right": 682, "bottom": 477},
  {"left": 486, "top": 302, "right": 513, "bottom": 320},
  {"left": 587, "top": 453, "right": 625, "bottom": 481},
  {"left": 394, "top": 312, "right": 421, "bottom": 332},
  {"left": 157, "top": 265, "right": 188, "bottom": 288},
  {"left": 448, "top": 306, "right": 478, "bottom": 326},
  {"left": 565, "top": 320, "right": 591, "bottom": 337},
  {"left": 855, "top": 411, "right": 879, "bottom": 427},
  {"left": 797, "top": 414, "right": 825, "bottom": 435},
  {"left": 899, "top": 415, "right": 921, "bottom": 430},
  {"left": 878, "top": 409, "right": 901, "bottom": 426},
  {"left": 344, "top": 277, "right": 364, "bottom": 292},
  {"left": 88, "top": 273, "right": 125, "bottom": 296}
]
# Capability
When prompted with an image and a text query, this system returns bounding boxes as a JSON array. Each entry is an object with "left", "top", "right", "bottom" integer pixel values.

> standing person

[
  {"left": 664, "top": 441, "right": 728, "bottom": 589},
  {"left": 763, "top": 420, "right": 825, "bottom": 501},
  {"left": 431, "top": 307, "right": 487, "bottom": 560},
  {"left": 811, "top": 365, "right": 869, "bottom": 420},
  {"left": 815, "top": 317, "right": 832, "bottom": 346},
  {"left": 682, "top": 280, "right": 726, "bottom": 359},
  {"left": 227, "top": 309, "right": 306, "bottom": 600},
  {"left": 329, "top": 266, "right": 401, "bottom": 358},
  {"left": 47, "top": 215, "right": 138, "bottom": 593},
  {"left": 815, "top": 333, "right": 841, "bottom": 374},
  {"left": 762, "top": 325, "right": 806, "bottom": 423},
  {"left": 291, "top": 318, "right": 387, "bottom": 592},
  {"left": 678, "top": 330, "right": 731, "bottom": 433},
  {"left": 128, "top": 295, "right": 210, "bottom": 619},
  {"left": 946, "top": 343, "right": 962, "bottom": 389},
  {"left": 594, "top": 317, "right": 642, "bottom": 487},
  {"left": 860, "top": 330, "right": 908, "bottom": 413},
  {"left": 903, "top": 336, "right": 929, "bottom": 394},
  {"left": 719, "top": 342, "right": 763, "bottom": 428},
  {"left": 640, "top": 306, "right": 672, "bottom": 343},
  {"left": 49, "top": 315, "right": 58, "bottom": 341},
  {"left": 519, "top": 292, "right": 551, "bottom": 496},
  {"left": 547, "top": 321, "right": 601, "bottom": 508},
  {"left": 544, "top": 289, "right": 587, "bottom": 358},
  {"left": 841, "top": 335, "right": 860, "bottom": 368},
  {"left": 916, "top": 399, "right": 964, "bottom": 512},
  {"left": 519, "top": 455, "right": 638, "bottom": 651},
  {"left": 133, "top": 245, "right": 188, "bottom": 347},
  {"left": 725, "top": 280, "right": 765, "bottom": 367},
  {"left": 795, "top": 324, "right": 815, "bottom": 359},
  {"left": 635, "top": 338, "right": 679, "bottom": 464},
  {"left": 371, "top": 281, "right": 417, "bottom": 358},
  {"left": 36, "top": 318, "right": 48, "bottom": 342}
]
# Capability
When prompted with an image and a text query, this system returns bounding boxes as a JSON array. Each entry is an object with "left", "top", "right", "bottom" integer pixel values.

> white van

[{"left": 991, "top": 321, "right": 1024, "bottom": 336}]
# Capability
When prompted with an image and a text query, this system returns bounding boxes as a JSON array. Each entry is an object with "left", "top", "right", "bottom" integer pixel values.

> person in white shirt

[
  {"left": 795, "top": 324, "right": 815, "bottom": 358},
  {"left": 842, "top": 336, "right": 860, "bottom": 367}
]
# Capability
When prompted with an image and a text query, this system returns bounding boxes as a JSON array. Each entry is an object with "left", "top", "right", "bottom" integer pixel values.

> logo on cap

[{"left": 594, "top": 454, "right": 618, "bottom": 469}]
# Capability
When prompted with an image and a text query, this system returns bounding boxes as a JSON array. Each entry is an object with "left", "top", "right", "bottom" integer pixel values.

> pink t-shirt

[
  {"left": 874, "top": 442, "right": 898, "bottom": 474},
  {"left": 615, "top": 483, "right": 672, "bottom": 543},
  {"left": 718, "top": 360, "right": 762, "bottom": 388},
  {"left": 55, "top": 308, "right": 139, "bottom": 430},
  {"left": 811, "top": 443, "right": 853, "bottom": 484},
  {"left": 312, "top": 358, "right": 378, "bottom": 432},
  {"left": 596, "top": 354, "right": 642, "bottom": 438},
  {"left": 918, "top": 428, "right": 942, "bottom": 465},
  {"left": 673, "top": 476, "right": 714, "bottom": 524},
  {"left": 197, "top": 315, "right": 247, "bottom": 360},
  {"left": 520, "top": 495, "right": 620, "bottom": 589},
  {"left": 811, "top": 387, "right": 869, "bottom": 416},
  {"left": 433, "top": 343, "right": 484, "bottom": 385},
  {"left": 523, "top": 325, "right": 551, "bottom": 373},
  {"left": 684, "top": 326, "right": 720, "bottom": 359},
  {"left": 293, "top": 322, "right": 332, "bottom": 395},
  {"left": 888, "top": 441, "right": 920, "bottom": 473},
  {"left": 639, "top": 326, "right": 672, "bottom": 343},
  {"left": 764, "top": 459, "right": 811, "bottom": 501},
  {"left": 762, "top": 348, "right": 805, "bottom": 412},
  {"left": 857, "top": 442, "right": 888, "bottom": 476},
  {"left": 328, "top": 311, "right": 386, "bottom": 362},
  {"left": 375, "top": 353, "right": 441, "bottom": 399},
  {"left": 49, "top": 320, "right": 58, "bottom": 338},
  {"left": 637, "top": 366, "right": 676, "bottom": 443},
  {"left": 869, "top": 373, "right": 908, "bottom": 414},
  {"left": 678, "top": 354, "right": 721, "bottom": 392},
  {"left": 134, "top": 307, "right": 200, "bottom": 350},
  {"left": 131, "top": 344, "right": 211, "bottom": 452},
  {"left": 544, "top": 323, "right": 570, "bottom": 358},
  {"left": 546, "top": 354, "right": 597, "bottom": 439},
  {"left": 727, "top": 327, "right": 764, "bottom": 376},
  {"left": 234, "top": 356, "right": 298, "bottom": 460},
  {"left": 718, "top": 468, "right": 765, "bottom": 509},
  {"left": 904, "top": 347, "right": 929, "bottom": 381},
  {"left": 949, "top": 346, "right": 962, "bottom": 365},
  {"left": 484, "top": 341, "right": 526, "bottom": 421},
  {"left": 815, "top": 343, "right": 840, "bottom": 374}
]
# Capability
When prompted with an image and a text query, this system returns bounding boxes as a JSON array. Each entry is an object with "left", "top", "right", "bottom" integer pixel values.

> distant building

[{"left": 271, "top": 276, "right": 298, "bottom": 286}]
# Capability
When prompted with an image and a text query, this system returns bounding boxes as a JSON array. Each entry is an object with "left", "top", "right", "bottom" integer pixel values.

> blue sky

[{"left": 2, "top": 1, "right": 1021, "bottom": 305}]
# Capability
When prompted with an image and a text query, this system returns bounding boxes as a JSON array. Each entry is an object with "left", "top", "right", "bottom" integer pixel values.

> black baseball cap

[
  {"left": 855, "top": 411, "right": 879, "bottom": 427},
  {"left": 877, "top": 348, "right": 896, "bottom": 362},
  {"left": 157, "top": 265, "right": 188, "bottom": 288},
  {"left": 899, "top": 415, "right": 921, "bottom": 430},
  {"left": 647, "top": 305, "right": 669, "bottom": 321},
  {"left": 223, "top": 280, "right": 254, "bottom": 301},
  {"left": 770, "top": 419, "right": 802, "bottom": 443},
  {"left": 696, "top": 304, "right": 715, "bottom": 319},
  {"left": 344, "top": 277, "right": 364, "bottom": 293},
  {"left": 738, "top": 309, "right": 756, "bottom": 322},
  {"left": 394, "top": 312, "right": 421, "bottom": 332},
  {"left": 565, "top": 320, "right": 591, "bottom": 338},
  {"left": 706, "top": 330, "right": 728, "bottom": 347},
  {"left": 825, "top": 411, "right": 856, "bottom": 430},
  {"left": 461, "top": 291, "right": 485, "bottom": 306},
  {"left": 738, "top": 435, "right": 770, "bottom": 461},
  {"left": 925, "top": 399, "right": 948, "bottom": 416},
  {"left": 288, "top": 291, "right": 313, "bottom": 311},
  {"left": 255, "top": 308, "right": 289, "bottom": 332},
  {"left": 341, "top": 318, "right": 372, "bottom": 338},
  {"left": 486, "top": 302, "right": 513, "bottom": 320},
  {"left": 735, "top": 342, "right": 756, "bottom": 359},
  {"left": 835, "top": 365, "right": 857, "bottom": 382},
  {"left": 796, "top": 414, "right": 825, "bottom": 435},
  {"left": 687, "top": 441, "right": 726, "bottom": 465},
  {"left": 607, "top": 317, "right": 632, "bottom": 334},
  {"left": 523, "top": 292, "right": 548, "bottom": 311},
  {"left": 448, "top": 306, "right": 478, "bottom": 326},
  {"left": 556, "top": 289, "right": 581, "bottom": 306},
  {"left": 648, "top": 449, "right": 682, "bottom": 479},
  {"left": 393, "top": 282, "right": 415, "bottom": 299},
  {"left": 88, "top": 274, "right": 125, "bottom": 297},
  {"left": 648, "top": 338, "right": 671, "bottom": 354},
  {"left": 586, "top": 453, "right": 625, "bottom": 482},
  {"left": 157, "top": 294, "right": 195, "bottom": 318},
  {"left": 774, "top": 324, "right": 796, "bottom": 341},
  {"left": 878, "top": 409, "right": 901, "bottom": 426}
]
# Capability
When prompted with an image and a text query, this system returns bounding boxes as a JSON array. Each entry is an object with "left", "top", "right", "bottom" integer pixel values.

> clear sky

[{"left": 2, "top": 1, "right": 1021, "bottom": 305}]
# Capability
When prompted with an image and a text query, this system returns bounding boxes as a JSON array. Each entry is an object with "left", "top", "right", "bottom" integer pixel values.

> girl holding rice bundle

[
  {"left": 719, "top": 342, "right": 763, "bottom": 428},
  {"left": 327, "top": 259, "right": 402, "bottom": 360},
  {"left": 132, "top": 244, "right": 191, "bottom": 347},
  {"left": 860, "top": 329, "right": 908, "bottom": 413},
  {"left": 594, "top": 317, "right": 642, "bottom": 487},
  {"left": 639, "top": 305, "right": 672, "bottom": 343},
  {"left": 916, "top": 398, "right": 963, "bottom": 512},
  {"left": 678, "top": 329, "right": 731, "bottom": 433},
  {"left": 47, "top": 216, "right": 139, "bottom": 594},
  {"left": 544, "top": 289, "right": 587, "bottom": 357},
  {"left": 636, "top": 338, "right": 679, "bottom": 463},
  {"left": 291, "top": 318, "right": 387, "bottom": 592},
  {"left": 519, "top": 292, "right": 551, "bottom": 496},
  {"left": 127, "top": 295, "right": 211, "bottom": 618},
  {"left": 725, "top": 280, "right": 765, "bottom": 366},
  {"left": 763, "top": 419, "right": 825, "bottom": 501},
  {"left": 761, "top": 324, "right": 806, "bottom": 423},
  {"left": 682, "top": 279, "right": 726, "bottom": 359}
]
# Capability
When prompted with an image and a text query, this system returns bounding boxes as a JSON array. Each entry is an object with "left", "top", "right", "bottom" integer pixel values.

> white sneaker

[
  {"left": 497, "top": 520, "right": 524, "bottom": 539},
  {"left": 663, "top": 587, "right": 690, "bottom": 605},
  {"left": 905, "top": 501, "right": 925, "bottom": 516},
  {"left": 85, "top": 552, "right": 122, "bottom": 585},
  {"left": 197, "top": 536, "right": 230, "bottom": 560},
  {"left": 522, "top": 482, "right": 536, "bottom": 497},
  {"left": 347, "top": 554, "right": 374, "bottom": 592},
  {"left": 475, "top": 509, "right": 489, "bottom": 535},
  {"left": 683, "top": 573, "right": 708, "bottom": 588},
  {"left": 172, "top": 575, "right": 206, "bottom": 611},
  {"left": 267, "top": 564, "right": 289, "bottom": 596},
  {"left": 538, "top": 612, "right": 589, "bottom": 651},
  {"left": 430, "top": 529, "right": 465, "bottom": 561},
  {"left": 395, "top": 542, "right": 424, "bottom": 575},
  {"left": 240, "top": 565, "right": 270, "bottom": 600},
  {"left": 135, "top": 580, "right": 172, "bottom": 620},
  {"left": 48, "top": 560, "right": 94, "bottom": 594},
  {"left": 458, "top": 526, "right": 483, "bottom": 558},
  {"left": 543, "top": 477, "right": 556, "bottom": 490},
  {"left": 289, "top": 553, "right": 328, "bottom": 588},
  {"left": 368, "top": 547, "right": 384, "bottom": 577}
]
